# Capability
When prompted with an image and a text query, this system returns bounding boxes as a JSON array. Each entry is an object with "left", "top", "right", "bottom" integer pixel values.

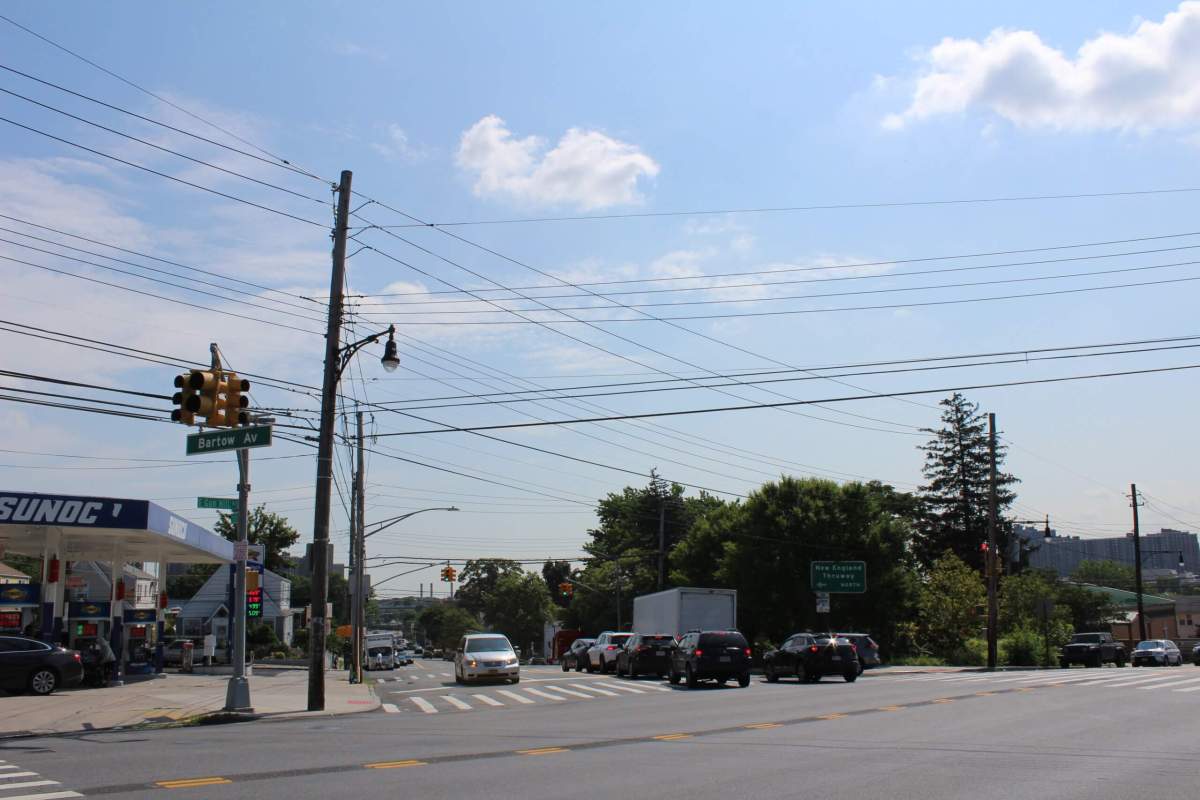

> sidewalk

[{"left": 0, "top": 668, "right": 378, "bottom": 738}]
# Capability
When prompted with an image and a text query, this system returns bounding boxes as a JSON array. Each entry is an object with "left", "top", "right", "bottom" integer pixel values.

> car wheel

[
  {"left": 1115, "top": 656, "right": 1126, "bottom": 668},
  {"left": 585, "top": 660, "right": 596, "bottom": 674},
  {"left": 599, "top": 657, "right": 608, "bottom": 674},
  {"left": 669, "top": 667, "right": 681, "bottom": 685},
  {"left": 843, "top": 670, "right": 858, "bottom": 683},
  {"left": 857, "top": 662, "right": 865, "bottom": 676},
  {"left": 738, "top": 672, "right": 750, "bottom": 688},
  {"left": 685, "top": 664, "right": 699, "bottom": 689},
  {"left": 510, "top": 676, "right": 520, "bottom": 685},
  {"left": 29, "top": 668, "right": 57, "bottom": 696},
  {"left": 562, "top": 660, "right": 569, "bottom": 672},
  {"left": 656, "top": 672, "right": 665, "bottom": 679},
  {"left": 1059, "top": 660, "right": 1069, "bottom": 669},
  {"left": 576, "top": 661, "right": 584, "bottom": 672},
  {"left": 765, "top": 664, "right": 779, "bottom": 683}
]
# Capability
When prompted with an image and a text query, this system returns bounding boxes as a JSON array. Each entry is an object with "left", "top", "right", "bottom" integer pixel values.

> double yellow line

[{"left": 156, "top": 777, "right": 231, "bottom": 789}]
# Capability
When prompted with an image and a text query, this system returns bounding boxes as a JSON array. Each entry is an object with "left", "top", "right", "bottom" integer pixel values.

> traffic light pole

[
  {"left": 308, "top": 169, "right": 353, "bottom": 711},
  {"left": 986, "top": 412, "right": 998, "bottom": 672},
  {"left": 355, "top": 410, "right": 366, "bottom": 683},
  {"left": 224, "top": 445, "right": 252, "bottom": 711}
]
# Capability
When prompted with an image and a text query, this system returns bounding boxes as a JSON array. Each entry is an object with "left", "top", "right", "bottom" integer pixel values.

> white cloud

[
  {"left": 372, "top": 125, "right": 430, "bottom": 163},
  {"left": 455, "top": 115, "right": 660, "bottom": 209},
  {"left": 884, "top": 1, "right": 1200, "bottom": 132}
]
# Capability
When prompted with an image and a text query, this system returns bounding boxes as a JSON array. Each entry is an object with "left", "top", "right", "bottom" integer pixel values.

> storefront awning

[{"left": 0, "top": 490, "right": 233, "bottom": 564}]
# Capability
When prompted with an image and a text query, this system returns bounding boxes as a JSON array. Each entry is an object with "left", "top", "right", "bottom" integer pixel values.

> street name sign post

[
  {"left": 185, "top": 425, "right": 272, "bottom": 456},
  {"left": 197, "top": 497, "right": 239, "bottom": 510},
  {"left": 811, "top": 561, "right": 867, "bottom": 593}
]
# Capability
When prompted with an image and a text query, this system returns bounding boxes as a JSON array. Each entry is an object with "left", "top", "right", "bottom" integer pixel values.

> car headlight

[
  {"left": 467, "top": 659, "right": 478, "bottom": 668},
  {"left": 507, "top": 657, "right": 519, "bottom": 666}
]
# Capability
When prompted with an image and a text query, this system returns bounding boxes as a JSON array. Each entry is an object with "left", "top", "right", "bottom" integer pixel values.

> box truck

[{"left": 632, "top": 587, "right": 737, "bottom": 638}]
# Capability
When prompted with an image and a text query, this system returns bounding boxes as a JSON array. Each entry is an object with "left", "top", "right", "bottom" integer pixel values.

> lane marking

[
  {"left": 816, "top": 713, "right": 847, "bottom": 720},
  {"left": 410, "top": 697, "right": 439, "bottom": 714},
  {"left": 365, "top": 760, "right": 426, "bottom": 769},
  {"left": 381, "top": 703, "right": 400, "bottom": 713},
  {"left": 497, "top": 689, "right": 536, "bottom": 705},
  {"left": 974, "top": 691, "right": 995, "bottom": 697},
  {"left": 1138, "top": 676, "right": 1200, "bottom": 690},
  {"left": 878, "top": 705, "right": 905, "bottom": 711},
  {"left": 653, "top": 733, "right": 693, "bottom": 741},
  {"left": 521, "top": 687, "right": 566, "bottom": 701},
  {"left": 1013, "top": 687, "right": 1034, "bottom": 692},
  {"left": 595, "top": 681, "right": 646, "bottom": 694},
  {"left": 472, "top": 694, "right": 505, "bottom": 706},
  {"left": 517, "top": 747, "right": 568, "bottom": 756},
  {"left": 537, "top": 685, "right": 594, "bottom": 699},
  {"left": 743, "top": 722, "right": 781, "bottom": 729},
  {"left": 0, "top": 772, "right": 38, "bottom": 779},
  {"left": 1101, "top": 674, "right": 1184, "bottom": 688},
  {"left": 1174, "top": 684, "right": 1200, "bottom": 692},
  {"left": 0, "top": 792, "right": 82, "bottom": 800},
  {"left": 0, "top": 780, "right": 60, "bottom": 790},
  {"left": 933, "top": 698, "right": 955, "bottom": 703},
  {"left": 156, "top": 777, "right": 232, "bottom": 788},
  {"left": 440, "top": 695, "right": 473, "bottom": 711},
  {"left": 571, "top": 682, "right": 618, "bottom": 696}
]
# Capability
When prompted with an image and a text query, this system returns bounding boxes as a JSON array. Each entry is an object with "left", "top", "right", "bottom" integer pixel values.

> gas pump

[{"left": 123, "top": 608, "right": 157, "bottom": 675}]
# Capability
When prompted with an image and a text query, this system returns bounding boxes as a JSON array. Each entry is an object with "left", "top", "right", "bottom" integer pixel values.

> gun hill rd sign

[
  {"left": 185, "top": 425, "right": 272, "bottom": 455},
  {"left": 811, "top": 561, "right": 866, "bottom": 593}
]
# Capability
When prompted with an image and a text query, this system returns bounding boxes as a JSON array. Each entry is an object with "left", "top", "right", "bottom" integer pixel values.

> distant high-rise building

[{"left": 1014, "top": 524, "right": 1200, "bottom": 577}]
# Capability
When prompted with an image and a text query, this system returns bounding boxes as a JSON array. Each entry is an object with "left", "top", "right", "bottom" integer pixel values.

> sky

[{"left": 2, "top": 1, "right": 1199, "bottom": 598}]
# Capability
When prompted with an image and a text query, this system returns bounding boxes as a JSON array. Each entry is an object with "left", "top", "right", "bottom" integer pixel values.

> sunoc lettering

[{"left": 0, "top": 496, "right": 103, "bottom": 524}]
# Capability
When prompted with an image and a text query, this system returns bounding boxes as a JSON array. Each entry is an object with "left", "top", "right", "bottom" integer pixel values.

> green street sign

[
  {"left": 185, "top": 425, "right": 272, "bottom": 456},
  {"left": 197, "top": 497, "right": 238, "bottom": 511},
  {"left": 811, "top": 561, "right": 866, "bottom": 593}
]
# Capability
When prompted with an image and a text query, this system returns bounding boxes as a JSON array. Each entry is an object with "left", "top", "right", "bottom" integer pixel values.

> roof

[
  {"left": 0, "top": 562, "right": 30, "bottom": 580},
  {"left": 1072, "top": 583, "right": 1175, "bottom": 608}
]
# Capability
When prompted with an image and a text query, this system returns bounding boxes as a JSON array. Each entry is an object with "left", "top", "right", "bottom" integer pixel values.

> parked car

[
  {"left": 0, "top": 635, "right": 84, "bottom": 695},
  {"left": 1193, "top": 643, "right": 1200, "bottom": 666},
  {"left": 560, "top": 638, "right": 595, "bottom": 672},
  {"left": 441, "top": 648, "right": 454, "bottom": 661},
  {"left": 837, "top": 632, "right": 881, "bottom": 674},
  {"left": 162, "top": 638, "right": 194, "bottom": 667},
  {"left": 454, "top": 633, "right": 520, "bottom": 685},
  {"left": 764, "top": 633, "right": 859, "bottom": 683},
  {"left": 1131, "top": 639, "right": 1183, "bottom": 667},
  {"left": 587, "top": 631, "right": 632, "bottom": 673},
  {"left": 669, "top": 630, "right": 751, "bottom": 688},
  {"left": 616, "top": 633, "right": 676, "bottom": 679},
  {"left": 1059, "top": 632, "right": 1126, "bottom": 668}
]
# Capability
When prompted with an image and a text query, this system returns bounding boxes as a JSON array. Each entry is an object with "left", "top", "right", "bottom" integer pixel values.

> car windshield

[
  {"left": 611, "top": 634, "right": 632, "bottom": 646},
  {"left": 699, "top": 632, "right": 747, "bottom": 647},
  {"left": 1136, "top": 641, "right": 1164, "bottom": 650},
  {"left": 1072, "top": 634, "right": 1105, "bottom": 643},
  {"left": 816, "top": 636, "right": 852, "bottom": 646},
  {"left": 466, "top": 636, "right": 512, "bottom": 653}
]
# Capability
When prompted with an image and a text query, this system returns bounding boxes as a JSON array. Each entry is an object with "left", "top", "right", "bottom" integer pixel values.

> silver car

[
  {"left": 454, "top": 633, "right": 520, "bottom": 685},
  {"left": 1132, "top": 639, "right": 1183, "bottom": 666}
]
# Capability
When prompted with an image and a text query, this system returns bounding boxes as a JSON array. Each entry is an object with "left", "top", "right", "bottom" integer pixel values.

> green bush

[
  {"left": 950, "top": 638, "right": 988, "bottom": 666},
  {"left": 1001, "top": 627, "right": 1048, "bottom": 667},
  {"left": 888, "top": 655, "right": 946, "bottom": 667}
]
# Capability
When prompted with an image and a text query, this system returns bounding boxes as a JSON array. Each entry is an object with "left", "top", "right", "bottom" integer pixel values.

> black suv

[
  {"left": 669, "top": 630, "right": 751, "bottom": 688},
  {"left": 763, "top": 633, "right": 859, "bottom": 683},
  {"left": 616, "top": 633, "right": 676, "bottom": 679},
  {"left": 560, "top": 638, "right": 595, "bottom": 672}
]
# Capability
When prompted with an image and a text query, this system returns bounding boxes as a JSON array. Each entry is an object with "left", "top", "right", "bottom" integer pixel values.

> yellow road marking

[
  {"left": 878, "top": 705, "right": 905, "bottom": 711},
  {"left": 1015, "top": 686, "right": 1034, "bottom": 692},
  {"left": 517, "top": 747, "right": 568, "bottom": 756},
  {"left": 743, "top": 722, "right": 781, "bottom": 729},
  {"left": 365, "top": 760, "right": 427, "bottom": 769},
  {"left": 156, "top": 777, "right": 232, "bottom": 789},
  {"left": 653, "top": 733, "right": 693, "bottom": 741},
  {"left": 974, "top": 691, "right": 995, "bottom": 696},
  {"left": 816, "top": 713, "right": 847, "bottom": 720},
  {"left": 932, "top": 698, "right": 955, "bottom": 704}
]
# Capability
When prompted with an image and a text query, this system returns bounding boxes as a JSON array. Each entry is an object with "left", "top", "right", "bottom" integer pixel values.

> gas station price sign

[{"left": 246, "top": 587, "right": 263, "bottom": 618}]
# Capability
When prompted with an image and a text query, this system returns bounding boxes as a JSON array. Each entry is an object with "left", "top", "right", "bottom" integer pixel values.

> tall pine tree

[{"left": 916, "top": 393, "right": 1018, "bottom": 572}]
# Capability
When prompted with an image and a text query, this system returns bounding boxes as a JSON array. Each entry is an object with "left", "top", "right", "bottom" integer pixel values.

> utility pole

[
  {"left": 348, "top": 464, "right": 359, "bottom": 683},
  {"left": 657, "top": 498, "right": 666, "bottom": 592},
  {"left": 1131, "top": 483, "right": 1147, "bottom": 642},
  {"left": 355, "top": 410, "right": 366, "bottom": 681},
  {"left": 986, "top": 412, "right": 998, "bottom": 672},
  {"left": 308, "top": 169, "right": 352, "bottom": 711}
]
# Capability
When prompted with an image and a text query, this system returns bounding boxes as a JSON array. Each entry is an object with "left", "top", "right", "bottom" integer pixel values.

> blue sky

[{"left": 2, "top": 1, "right": 1198, "bottom": 596}]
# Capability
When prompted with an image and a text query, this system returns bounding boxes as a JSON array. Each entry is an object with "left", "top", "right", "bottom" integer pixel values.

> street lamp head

[
  {"left": 448, "top": 506, "right": 460, "bottom": 512},
  {"left": 380, "top": 325, "right": 400, "bottom": 373}
]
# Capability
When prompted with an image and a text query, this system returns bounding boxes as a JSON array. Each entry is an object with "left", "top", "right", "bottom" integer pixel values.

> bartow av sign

[
  {"left": 810, "top": 561, "right": 867, "bottom": 594},
  {"left": 185, "top": 425, "right": 272, "bottom": 456}
]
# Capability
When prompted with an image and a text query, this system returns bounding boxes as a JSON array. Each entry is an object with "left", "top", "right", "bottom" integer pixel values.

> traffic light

[
  {"left": 440, "top": 565, "right": 457, "bottom": 582},
  {"left": 221, "top": 372, "right": 251, "bottom": 427},
  {"left": 171, "top": 372, "right": 197, "bottom": 425},
  {"left": 558, "top": 582, "right": 573, "bottom": 599}
]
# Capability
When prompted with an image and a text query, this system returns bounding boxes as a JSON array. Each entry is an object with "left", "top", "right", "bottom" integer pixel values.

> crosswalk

[
  {"left": 381, "top": 680, "right": 672, "bottom": 714},
  {"left": 873, "top": 667, "right": 1200, "bottom": 693},
  {"left": 0, "top": 758, "right": 83, "bottom": 800}
]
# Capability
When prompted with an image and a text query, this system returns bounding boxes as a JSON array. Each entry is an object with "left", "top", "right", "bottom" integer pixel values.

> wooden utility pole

[
  {"left": 1131, "top": 483, "right": 1147, "bottom": 642},
  {"left": 986, "top": 412, "right": 998, "bottom": 671}
]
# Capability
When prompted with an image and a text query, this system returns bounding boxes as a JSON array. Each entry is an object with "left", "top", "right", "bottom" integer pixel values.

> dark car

[
  {"left": 837, "top": 632, "right": 881, "bottom": 674},
  {"left": 1193, "top": 643, "right": 1200, "bottom": 666},
  {"left": 560, "top": 638, "right": 595, "bottom": 672},
  {"left": 1060, "top": 632, "right": 1126, "bottom": 668},
  {"left": 616, "top": 633, "right": 676, "bottom": 679},
  {"left": 764, "top": 633, "right": 859, "bottom": 683},
  {"left": 0, "top": 635, "right": 84, "bottom": 695},
  {"left": 669, "top": 630, "right": 751, "bottom": 688}
]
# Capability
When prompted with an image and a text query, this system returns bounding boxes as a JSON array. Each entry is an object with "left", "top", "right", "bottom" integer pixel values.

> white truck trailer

[{"left": 632, "top": 587, "right": 737, "bottom": 638}]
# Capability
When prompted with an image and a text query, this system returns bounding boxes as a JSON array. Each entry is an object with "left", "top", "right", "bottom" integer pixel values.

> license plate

[
  {"left": 656, "top": 650, "right": 665, "bottom": 656},
  {"left": 831, "top": 655, "right": 841, "bottom": 661},
  {"left": 488, "top": 668, "right": 500, "bottom": 673},
  {"left": 719, "top": 656, "right": 731, "bottom": 662}
]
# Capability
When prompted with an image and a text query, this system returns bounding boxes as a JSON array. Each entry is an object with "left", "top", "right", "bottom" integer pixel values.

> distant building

[{"left": 1015, "top": 524, "right": 1200, "bottom": 577}]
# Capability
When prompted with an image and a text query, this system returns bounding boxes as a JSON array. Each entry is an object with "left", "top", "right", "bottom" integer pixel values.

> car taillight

[
  {"left": 850, "top": 643, "right": 857, "bottom": 651},
  {"left": 694, "top": 648, "right": 703, "bottom": 656},
  {"left": 607, "top": 645, "right": 617, "bottom": 651},
  {"left": 636, "top": 645, "right": 648, "bottom": 652},
  {"left": 744, "top": 648, "right": 752, "bottom": 656},
  {"left": 73, "top": 653, "right": 81, "bottom": 662},
  {"left": 809, "top": 645, "right": 819, "bottom": 653}
]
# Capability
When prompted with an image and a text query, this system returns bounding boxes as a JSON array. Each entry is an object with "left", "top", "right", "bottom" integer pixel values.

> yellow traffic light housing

[
  {"left": 171, "top": 372, "right": 196, "bottom": 425},
  {"left": 223, "top": 373, "right": 251, "bottom": 427}
]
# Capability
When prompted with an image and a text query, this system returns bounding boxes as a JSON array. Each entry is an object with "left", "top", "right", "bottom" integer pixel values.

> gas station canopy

[{"left": 0, "top": 490, "right": 233, "bottom": 564}]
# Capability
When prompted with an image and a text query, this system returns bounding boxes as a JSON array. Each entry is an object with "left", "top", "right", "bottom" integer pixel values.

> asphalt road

[{"left": 3, "top": 663, "right": 1199, "bottom": 799}]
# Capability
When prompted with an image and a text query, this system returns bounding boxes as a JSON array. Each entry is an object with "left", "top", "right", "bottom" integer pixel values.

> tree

[
  {"left": 485, "top": 572, "right": 554, "bottom": 652},
  {"left": 214, "top": 506, "right": 300, "bottom": 573},
  {"left": 166, "top": 563, "right": 219, "bottom": 599},
  {"left": 919, "top": 551, "right": 986, "bottom": 661},
  {"left": 455, "top": 559, "right": 521, "bottom": 618},
  {"left": 417, "top": 604, "right": 480, "bottom": 650},
  {"left": 916, "top": 393, "right": 1019, "bottom": 572},
  {"left": 1071, "top": 560, "right": 1136, "bottom": 590}
]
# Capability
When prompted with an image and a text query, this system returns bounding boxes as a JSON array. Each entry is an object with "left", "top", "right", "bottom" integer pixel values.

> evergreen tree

[{"left": 916, "top": 393, "right": 1018, "bottom": 572}]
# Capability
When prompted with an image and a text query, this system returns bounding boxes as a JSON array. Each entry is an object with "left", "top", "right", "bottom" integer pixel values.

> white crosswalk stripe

[
  {"left": 1138, "top": 676, "right": 1200, "bottom": 690},
  {"left": 0, "top": 759, "right": 83, "bottom": 800},
  {"left": 410, "top": 697, "right": 439, "bottom": 714},
  {"left": 572, "top": 682, "right": 619, "bottom": 696},
  {"left": 497, "top": 689, "right": 536, "bottom": 704},
  {"left": 1099, "top": 673, "right": 1184, "bottom": 688},
  {"left": 596, "top": 681, "right": 646, "bottom": 694},
  {"left": 382, "top": 703, "right": 400, "bottom": 713},
  {"left": 536, "top": 685, "right": 594, "bottom": 699},
  {"left": 472, "top": 693, "right": 505, "bottom": 706},
  {"left": 521, "top": 687, "right": 567, "bottom": 701},
  {"left": 1174, "top": 683, "right": 1200, "bottom": 692},
  {"left": 440, "top": 695, "right": 472, "bottom": 710},
  {"left": 0, "top": 772, "right": 39, "bottom": 779}
]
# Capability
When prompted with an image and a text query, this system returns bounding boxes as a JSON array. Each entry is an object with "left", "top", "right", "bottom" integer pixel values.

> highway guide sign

[
  {"left": 811, "top": 561, "right": 866, "bottom": 593},
  {"left": 185, "top": 424, "right": 272, "bottom": 455}
]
